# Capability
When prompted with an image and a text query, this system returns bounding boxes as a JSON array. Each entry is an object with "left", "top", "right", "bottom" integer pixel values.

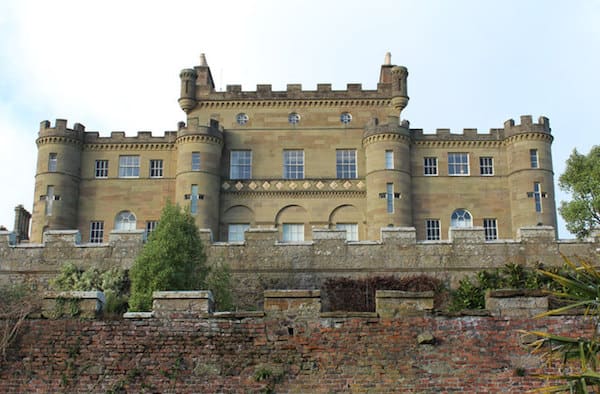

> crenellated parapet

[
  {"left": 362, "top": 117, "right": 411, "bottom": 146},
  {"left": 503, "top": 115, "right": 553, "bottom": 144},
  {"left": 37, "top": 119, "right": 85, "bottom": 146}
]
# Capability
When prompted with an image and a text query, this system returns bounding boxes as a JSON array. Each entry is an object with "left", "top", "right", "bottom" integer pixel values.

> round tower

[
  {"left": 363, "top": 121, "right": 413, "bottom": 240},
  {"left": 175, "top": 118, "right": 223, "bottom": 237},
  {"left": 178, "top": 68, "right": 198, "bottom": 113},
  {"left": 505, "top": 115, "right": 557, "bottom": 237},
  {"left": 31, "top": 119, "right": 84, "bottom": 242},
  {"left": 390, "top": 65, "right": 409, "bottom": 117}
]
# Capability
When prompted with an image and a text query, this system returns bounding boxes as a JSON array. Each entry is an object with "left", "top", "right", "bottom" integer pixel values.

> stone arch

[
  {"left": 221, "top": 205, "right": 255, "bottom": 241},
  {"left": 114, "top": 210, "right": 137, "bottom": 230},
  {"left": 328, "top": 204, "right": 363, "bottom": 241},
  {"left": 274, "top": 205, "right": 309, "bottom": 241}
]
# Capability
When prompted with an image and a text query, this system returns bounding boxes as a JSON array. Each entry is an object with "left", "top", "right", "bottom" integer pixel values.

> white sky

[{"left": 0, "top": 0, "right": 598, "bottom": 238}]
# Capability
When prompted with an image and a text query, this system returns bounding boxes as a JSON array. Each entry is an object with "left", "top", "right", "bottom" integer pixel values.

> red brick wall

[{"left": 0, "top": 315, "right": 587, "bottom": 393}]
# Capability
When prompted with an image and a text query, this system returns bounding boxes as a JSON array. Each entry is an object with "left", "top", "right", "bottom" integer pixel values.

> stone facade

[{"left": 28, "top": 53, "right": 557, "bottom": 244}]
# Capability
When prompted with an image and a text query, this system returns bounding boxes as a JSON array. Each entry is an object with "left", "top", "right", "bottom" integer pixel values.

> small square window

[
  {"left": 95, "top": 160, "right": 108, "bottom": 178},
  {"left": 150, "top": 160, "right": 163, "bottom": 178},
  {"left": 336, "top": 149, "right": 357, "bottom": 179},
  {"left": 424, "top": 157, "right": 438, "bottom": 176},
  {"left": 283, "top": 150, "right": 304, "bottom": 179},
  {"left": 479, "top": 157, "right": 494, "bottom": 176},
  {"left": 336, "top": 223, "right": 358, "bottom": 241},
  {"left": 282, "top": 223, "right": 304, "bottom": 242},
  {"left": 230, "top": 150, "right": 252, "bottom": 179},
  {"left": 228, "top": 223, "right": 250, "bottom": 242}
]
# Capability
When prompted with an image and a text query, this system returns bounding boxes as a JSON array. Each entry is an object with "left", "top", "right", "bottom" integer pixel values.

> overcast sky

[{"left": 0, "top": 0, "right": 598, "bottom": 239}]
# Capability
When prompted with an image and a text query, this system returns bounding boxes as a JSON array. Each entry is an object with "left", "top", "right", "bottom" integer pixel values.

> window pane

[
  {"left": 192, "top": 152, "right": 201, "bottom": 171},
  {"left": 89, "top": 221, "right": 104, "bottom": 243},
  {"left": 118, "top": 156, "right": 140, "bottom": 178},
  {"left": 450, "top": 209, "right": 472, "bottom": 227},
  {"left": 230, "top": 151, "right": 252, "bottom": 179},
  {"left": 386, "top": 183, "right": 394, "bottom": 213},
  {"left": 479, "top": 157, "right": 494, "bottom": 176},
  {"left": 385, "top": 150, "right": 394, "bottom": 170},
  {"left": 483, "top": 218, "right": 498, "bottom": 240},
  {"left": 150, "top": 160, "right": 163, "bottom": 178},
  {"left": 425, "top": 219, "right": 440, "bottom": 240},
  {"left": 115, "top": 211, "right": 136, "bottom": 230},
  {"left": 448, "top": 153, "right": 469, "bottom": 175},
  {"left": 282, "top": 223, "right": 304, "bottom": 242},
  {"left": 530, "top": 149, "right": 539, "bottom": 168},
  {"left": 228, "top": 224, "right": 250, "bottom": 242},
  {"left": 424, "top": 157, "right": 438, "bottom": 175},
  {"left": 190, "top": 185, "right": 199, "bottom": 214},
  {"left": 336, "top": 149, "right": 357, "bottom": 179},
  {"left": 534, "top": 182, "right": 542, "bottom": 212},
  {"left": 48, "top": 153, "right": 57, "bottom": 172},
  {"left": 95, "top": 160, "right": 108, "bottom": 178},
  {"left": 283, "top": 150, "right": 304, "bottom": 179},
  {"left": 336, "top": 223, "right": 358, "bottom": 241}
]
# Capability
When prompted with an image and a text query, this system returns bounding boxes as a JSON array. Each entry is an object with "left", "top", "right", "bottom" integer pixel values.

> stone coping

[
  {"left": 320, "top": 311, "right": 379, "bottom": 318},
  {"left": 123, "top": 311, "right": 154, "bottom": 319},
  {"left": 152, "top": 290, "right": 214, "bottom": 301},
  {"left": 205, "top": 311, "right": 265, "bottom": 319},
  {"left": 486, "top": 289, "right": 547, "bottom": 298},
  {"left": 376, "top": 290, "right": 434, "bottom": 298},
  {"left": 264, "top": 289, "right": 320, "bottom": 298},
  {"left": 44, "top": 291, "right": 105, "bottom": 303}
]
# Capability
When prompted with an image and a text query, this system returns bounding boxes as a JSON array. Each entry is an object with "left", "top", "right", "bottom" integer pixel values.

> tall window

[
  {"left": 385, "top": 150, "right": 394, "bottom": 170},
  {"left": 424, "top": 157, "right": 438, "bottom": 176},
  {"left": 118, "top": 156, "right": 140, "bottom": 178},
  {"left": 190, "top": 185, "right": 199, "bottom": 214},
  {"left": 425, "top": 219, "right": 441, "bottom": 241},
  {"left": 191, "top": 152, "right": 201, "bottom": 171},
  {"left": 146, "top": 221, "right": 158, "bottom": 237},
  {"left": 282, "top": 223, "right": 304, "bottom": 242},
  {"left": 530, "top": 149, "right": 539, "bottom": 168},
  {"left": 89, "top": 221, "right": 104, "bottom": 243},
  {"left": 228, "top": 224, "right": 250, "bottom": 242},
  {"left": 533, "top": 182, "right": 542, "bottom": 212},
  {"left": 115, "top": 211, "right": 136, "bottom": 230},
  {"left": 230, "top": 150, "right": 252, "bottom": 179},
  {"left": 150, "top": 159, "right": 163, "bottom": 178},
  {"left": 48, "top": 153, "right": 57, "bottom": 172},
  {"left": 448, "top": 153, "right": 469, "bottom": 175},
  {"left": 386, "top": 183, "right": 394, "bottom": 213},
  {"left": 95, "top": 160, "right": 108, "bottom": 178},
  {"left": 450, "top": 209, "right": 472, "bottom": 228},
  {"left": 479, "top": 157, "right": 494, "bottom": 176},
  {"left": 336, "top": 223, "right": 358, "bottom": 241},
  {"left": 336, "top": 149, "right": 357, "bottom": 179},
  {"left": 483, "top": 218, "right": 498, "bottom": 241},
  {"left": 43, "top": 185, "right": 57, "bottom": 216},
  {"left": 283, "top": 150, "right": 304, "bottom": 179}
]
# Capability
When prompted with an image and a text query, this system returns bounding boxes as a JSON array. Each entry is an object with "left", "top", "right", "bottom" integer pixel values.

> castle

[{"left": 28, "top": 53, "right": 557, "bottom": 244}]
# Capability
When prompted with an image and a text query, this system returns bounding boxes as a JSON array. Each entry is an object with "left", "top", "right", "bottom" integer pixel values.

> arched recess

[
  {"left": 450, "top": 209, "right": 473, "bottom": 228},
  {"left": 329, "top": 204, "right": 363, "bottom": 241},
  {"left": 221, "top": 205, "right": 255, "bottom": 242},
  {"left": 275, "top": 204, "right": 309, "bottom": 241},
  {"left": 114, "top": 210, "right": 136, "bottom": 230}
]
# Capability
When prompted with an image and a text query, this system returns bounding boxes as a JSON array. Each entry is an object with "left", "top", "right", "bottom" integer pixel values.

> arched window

[
  {"left": 451, "top": 209, "right": 472, "bottom": 228},
  {"left": 115, "top": 211, "right": 136, "bottom": 230}
]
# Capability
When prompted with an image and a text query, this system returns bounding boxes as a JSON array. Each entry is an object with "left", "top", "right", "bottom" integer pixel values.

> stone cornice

[
  {"left": 175, "top": 134, "right": 223, "bottom": 145},
  {"left": 224, "top": 190, "right": 367, "bottom": 198},
  {"left": 503, "top": 132, "right": 554, "bottom": 145},
  {"left": 413, "top": 139, "right": 504, "bottom": 148},
  {"left": 197, "top": 99, "right": 391, "bottom": 109},
  {"left": 363, "top": 132, "right": 411, "bottom": 147},
  {"left": 83, "top": 143, "right": 176, "bottom": 151},
  {"left": 36, "top": 136, "right": 83, "bottom": 148}
]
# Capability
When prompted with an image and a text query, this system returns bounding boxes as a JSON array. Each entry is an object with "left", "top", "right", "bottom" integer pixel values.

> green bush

[
  {"left": 51, "top": 263, "right": 130, "bottom": 315},
  {"left": 128, "top": 202, "right": 209, "bottom": 311}
]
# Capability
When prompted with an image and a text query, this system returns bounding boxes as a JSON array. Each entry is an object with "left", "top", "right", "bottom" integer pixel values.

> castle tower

[
  {"left": 31, "top": 119, "right": 84, "bottom": 242},
  {"left": 505, "top": 115, "right": 557, "bottom": 235},
  {"left": 363, "top": 119, "right": 413, "bottom": 240},
  {"left": 175, "top": 118, "right": 223, "bottom": 236}
]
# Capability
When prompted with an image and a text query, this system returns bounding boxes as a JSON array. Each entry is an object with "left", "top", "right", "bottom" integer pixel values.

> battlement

[
  {"left": 411, "top": 115, "right": 551, "bottom": 142},
  {"left": 38, "top": 119, "right": 85, "bottom": 139},
  {"left": 83, "top": 130, "right": 178, "bottom": 144},
  {"left": 204, "top": 83, "right": 392, "bottom": 101}
]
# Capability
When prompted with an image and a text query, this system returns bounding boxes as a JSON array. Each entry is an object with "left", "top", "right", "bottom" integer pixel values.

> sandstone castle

[{"left": 25, "top": 53, "right": 557, "bottom": 244}]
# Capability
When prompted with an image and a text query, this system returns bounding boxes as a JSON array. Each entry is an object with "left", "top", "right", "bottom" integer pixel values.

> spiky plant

[{"left": 522, "top": 255, "right": 600, "bottom": 392}]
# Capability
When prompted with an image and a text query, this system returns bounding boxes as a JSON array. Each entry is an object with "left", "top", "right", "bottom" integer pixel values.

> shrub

[{"left": 0, "top": 284, "right": 40, "bottom": 361}]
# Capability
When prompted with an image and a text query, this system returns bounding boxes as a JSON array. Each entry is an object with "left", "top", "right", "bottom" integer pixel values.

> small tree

[
  {"left": 129, "top": 202, "right": 209, "bottom": 311},
  {"left": 559, "top": 146, "right": 600, "bottom": 239}
]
